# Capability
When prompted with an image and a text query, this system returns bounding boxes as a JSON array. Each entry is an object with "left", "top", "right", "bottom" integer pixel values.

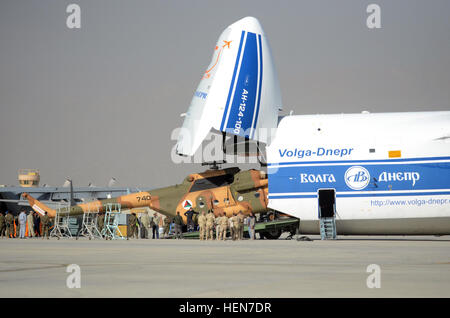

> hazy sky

[{"left": 0, "top": 0, "right": 449, "bottom": 189}]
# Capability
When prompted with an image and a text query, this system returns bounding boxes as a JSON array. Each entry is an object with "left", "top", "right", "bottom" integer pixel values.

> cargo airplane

[{"left": 175, "top": 17, "right": 450, "bottom": 235}]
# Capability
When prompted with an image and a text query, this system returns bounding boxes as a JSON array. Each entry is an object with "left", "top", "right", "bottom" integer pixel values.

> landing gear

[{"left": 261, "top": 228, "right": 282, "bottom": 240}]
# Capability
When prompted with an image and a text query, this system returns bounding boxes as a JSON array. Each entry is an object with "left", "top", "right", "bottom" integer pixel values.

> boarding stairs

[
  {"left": 76, "top": 209, "right": 102, "bottom": 240},
  {"left": 102, "top": 203, "right": 125, "bottom": 240},
  {"left": 319, "top": 217, "right": 337, "bottom": 240},
  {"left": 50, "top": 205, "right": 73, "bottom": 239}
]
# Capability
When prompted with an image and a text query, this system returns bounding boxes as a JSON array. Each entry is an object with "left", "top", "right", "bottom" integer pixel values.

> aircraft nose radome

[{"left": 229, "top": 16, "right": 264, "bottom": 35}]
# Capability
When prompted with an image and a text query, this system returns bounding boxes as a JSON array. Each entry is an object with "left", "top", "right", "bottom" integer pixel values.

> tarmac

[{"left": 1, "top": 235, "right": 449, "bottom": 298}]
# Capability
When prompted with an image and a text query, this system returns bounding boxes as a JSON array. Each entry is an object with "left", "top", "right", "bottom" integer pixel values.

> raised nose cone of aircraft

[{"left": 228, "top": 16, "right": 265, "bottom": 35}]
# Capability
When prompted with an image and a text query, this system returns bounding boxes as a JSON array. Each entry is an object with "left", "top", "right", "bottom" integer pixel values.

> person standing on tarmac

[
  {"left": 173, "top": 211, "right": 183, "bottom": 239},
  {"left": 215, "top": 213, "right": 222, "bottom": 240},
  {"left": 33, "top": 212, "right": 41, "bottom": 237},
  {"left": 5, "top": 211, "right": 14, "bottom": 238},
  {"left": 27, "top": 211, "right": 35, "bottom": 238},
  {"left": 127, "top": 212, "right": 137, "bottom": 240},
  {"left": 231, "top": 212, "right": 239, "bottom": 240},
  {"left": 198, "top": 211, "right": 207, "bottom": 240},
  {"left": 41, "top": 212, "right": 51, "bottom": 239},
  {"left": 238, "top": 211, "right": 245, "bottom": 240},
  {"left": 163, "top": 216, "right": 171, "bottom": 238},
  {"left": 14, "top": 215, "right": 20, "bottom": 238},
  {"left": 184, "top": 207, "right": 198, "bottom": 232},
  {"left": 247, "top": 212, "right": 256, "bottom": 240},
  {"left": 97, "top": 212, "right": 105, "bottom": 237},
  {"left": 219, "top": 213, "right": 228, "bottom": 240},
  {"left": 0, "top": 212, "right": 6, "bottom": 238},
  {"left": 18, "top": 210, "right": 27, "bottom": 239},
  {"left": 152, "top": 213, "right": 161, "bottom": 239},
  {"left": 205, "top": 210, "right": 215, "bottom": 240},
  {"left": 140, "top": 212, "right": 150, "bottom": 239}
]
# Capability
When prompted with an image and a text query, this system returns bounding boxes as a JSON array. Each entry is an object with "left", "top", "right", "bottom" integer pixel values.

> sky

[{"left": 0, "top": 0, "right": 449, "bottom": 189}]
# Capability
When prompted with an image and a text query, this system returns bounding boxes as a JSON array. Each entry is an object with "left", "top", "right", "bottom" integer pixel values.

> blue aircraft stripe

[
  {"left": 251, "top": 34, "right": 263, "bottom": 139},
  {"left": 269, "top": 161, "right": 450, "bottom": 194},
  {"left": 220, "top": 30, "right": 245, "bottom": 131},
  {"left": 267, "top": 156, "right": 450, "bottom": 166},
  {"left": 269, "top": 191, "right": 450, "bottom": 199},
  {"left": 224, "top": 32, "right": 259, "bottom": 137}
]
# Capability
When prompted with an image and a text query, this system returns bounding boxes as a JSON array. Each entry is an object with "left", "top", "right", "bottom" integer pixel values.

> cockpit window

[{"left": 189, "top": 174, "right": 234, "bottom": 192}]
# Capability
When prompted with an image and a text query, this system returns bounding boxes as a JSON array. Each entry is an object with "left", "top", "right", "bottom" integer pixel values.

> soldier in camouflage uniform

[
  {"left": 238, "top": 211, "right": 245, "bottom": 240},
  {"left": 205, "top": 210, "right": 215, "bottom": 240},
  {"left": 215, "top": 213, "right": 222, "bottom": 240},
  {"left": 127, "top": 213, "right": 137, "bottom": 240},
  {"left": 41, "top": 212, "right": 50, "bottom": 239},
  {"left": 163, "top": 216, "right": 171, "bottom": 238},
  {"left": 198, "top": 211, "right": 207, "bottom": 240},
  {"left": 231, "top": 212, "right": 239, "bottom": 240},
  {"left": 0, "top": 212, "right": 5, "bottom": 238},
  {"left": 140, "top": 212, "right": 150, "bottom": 239},
  {"left": 5, "top": 212, "right": 14, "bottom": 238},
  {"left": 173, "top": 211, "right": 183, "bottom": 239},
  {"left": 219, "top": 213, "right": 228, "bottom": 240}
]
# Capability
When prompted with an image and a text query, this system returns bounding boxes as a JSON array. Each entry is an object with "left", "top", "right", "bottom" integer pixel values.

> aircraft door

[
  {"left": 317, "top": 189, "right": 337, "bottom": 240},
  {"left": 318, "top": 189, "right": 336, "bottom": 218}
]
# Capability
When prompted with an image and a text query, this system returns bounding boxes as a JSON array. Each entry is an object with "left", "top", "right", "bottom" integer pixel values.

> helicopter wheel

[{"left": 262, "top": 228, "right": 282, "bottom": 240}]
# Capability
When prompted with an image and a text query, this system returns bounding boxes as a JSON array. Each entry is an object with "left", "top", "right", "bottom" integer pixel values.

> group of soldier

[
  {"left": 0, "top": 210, "right": 51, "bottom": 239},
  {"left": 127, "top": 211, "right": 171, "bottom": 240},
  {"left": 1, "top": 207, "right": 257, "bottom": 241},
  {"left": 197, "top": 209, "right": 256, "bottom": 241}
]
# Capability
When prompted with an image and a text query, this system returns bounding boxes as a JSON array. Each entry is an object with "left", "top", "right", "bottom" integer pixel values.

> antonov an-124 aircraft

[{"left": 175, "top": 16, "right": 450, "bottom": 235}]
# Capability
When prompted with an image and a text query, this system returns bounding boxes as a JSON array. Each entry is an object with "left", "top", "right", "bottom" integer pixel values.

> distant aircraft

[{"left": 174, "top": 17, "right": 450, "bottom": 235}]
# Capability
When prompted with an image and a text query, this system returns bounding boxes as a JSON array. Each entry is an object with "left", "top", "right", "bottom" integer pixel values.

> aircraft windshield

[{"left": 189, "top": 175, "right": 234, "bottom": 192}]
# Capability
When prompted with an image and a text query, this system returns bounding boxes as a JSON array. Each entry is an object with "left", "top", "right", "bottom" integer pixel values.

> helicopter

[{"left": 22, "top": 161, "right": 288, "bottom": 239}]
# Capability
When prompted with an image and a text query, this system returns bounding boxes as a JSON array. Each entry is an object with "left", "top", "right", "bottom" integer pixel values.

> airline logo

[
  {"left": 182, "top": 199, "right": 193, "bottom": 210},
  {"left": 344, "top": 166, "right": 370, "bottom": 190}
]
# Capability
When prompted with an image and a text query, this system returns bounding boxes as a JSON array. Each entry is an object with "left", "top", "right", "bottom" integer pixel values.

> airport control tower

[{"left": 17, "top": 169, "right": 40, "bottom": 187}]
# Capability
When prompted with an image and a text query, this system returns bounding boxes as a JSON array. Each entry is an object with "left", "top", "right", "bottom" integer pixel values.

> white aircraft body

[{"left": 176, "top": 17, "right": 450, "bottom": 235}]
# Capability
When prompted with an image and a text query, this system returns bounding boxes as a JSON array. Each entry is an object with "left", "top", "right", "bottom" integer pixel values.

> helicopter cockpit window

[{"left": 189, "top": 174, "right": 234, "bottom": 192}]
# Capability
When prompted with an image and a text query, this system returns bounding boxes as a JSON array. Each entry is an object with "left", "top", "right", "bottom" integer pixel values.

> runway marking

[{"left": 0, "top": 264, "right": 68, "bottom": 273}]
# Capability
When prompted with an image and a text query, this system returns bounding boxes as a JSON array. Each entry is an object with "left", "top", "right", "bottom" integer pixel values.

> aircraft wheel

[{"left": 262, "top": 229, "right": 282, "bottom": 240}]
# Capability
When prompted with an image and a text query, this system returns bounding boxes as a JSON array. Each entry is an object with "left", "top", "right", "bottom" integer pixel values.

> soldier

[
  {"left": 97, "top": 212, "right": 105, "bottom": 237},
  {"left": 238, "top": 211, "right": 245, "bottom": 240},
  {"left": 140, "top": 212, "right": 150, "bottom": 239},
  {"left": 33, "top": 212, "right": 41, "bottom": 237},
  {"left": 41, "top": 212, "right": 50, "bottom": 239},
  {"left": 219, "top": 213, "right": 228, "bottom": 240},
  {"left": 173, "top": 211, "right": 183, "bottom": 239},
  {"left": 184, "top": 207, "right": 198, "bottom": 232},
  {"left": 163, "top": 216, "right": 171, "bottom": 238},
  {"left": 27, "top": 211, "right": 35, "bottom": 238},
  {"left": 198, "top": 211, "right": 207, "bottom": 240},
  {"left": 231, "top": 211, "right": 241, "bottom": 241},
  {"left": 205, "top": 210, "right": 215, "bottom": 240},
  {"left": 215, "top": 213, "right": 222, "bottom": 240},
  {"left": 5, "top": 211, "right": 14, "bottom": 238},
  {"left": 152, "top": 213, "right": 161, "bottom": 239},
  {"left": 229, "top": 213, "right": 235, "bottom": 240},
  {"left": 0, "top": 212, "right": 5, "bottom": 238},
  {"left": 127, "top": 212, "right": 137, "bottom": 240},
  {"left": 14, "top": 215, "right": 19, "bottom": 238}
]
